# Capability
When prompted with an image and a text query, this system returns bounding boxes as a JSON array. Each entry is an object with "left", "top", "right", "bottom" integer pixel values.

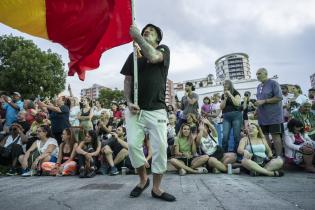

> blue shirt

[
  {"left": 2, "top": 100, "right": 24, "bottom": 127},
  {"left": 256, "top": 79, "right": 283, "bottom": 125}
]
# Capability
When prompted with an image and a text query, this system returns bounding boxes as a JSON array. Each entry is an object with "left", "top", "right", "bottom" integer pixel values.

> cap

[
  {"left": 141, "top": 24, "right": 163, "bottom": 44},
  {"left": 13, "top": 92, "right": 21, "bottom": 97}
]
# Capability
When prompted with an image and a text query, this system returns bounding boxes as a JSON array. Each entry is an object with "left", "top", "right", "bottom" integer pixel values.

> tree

[
  {"left": 0, "top": 35, "right": 66, "bottom": 99},
  {"left": 98, "top": 88, "right": 125, "bottom": 108}
]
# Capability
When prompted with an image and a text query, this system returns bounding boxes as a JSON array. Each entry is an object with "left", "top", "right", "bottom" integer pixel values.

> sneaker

[
  {"left": 79, "top": 167, "right": 86, "bottom": 178},
  {"left": 6, "top": 168, "right": 17, "bottom": 176},
  {"left": 86, "top": 169, "right": 96, "bottom": 178},
  {"left": 21, "top": 169, "right": 35, "bottom": 177},
  {"left": 109, "top": 166, "right": 119, "bottom": 176},
  {"left": 97, "top": 165, "right": 109, "bottom": 175},
  {"left": 179, "top": 168, "right": 187, "bottom": 176},
  {"left": 196, "top": 167, "right": 208, "bottom": 174}
]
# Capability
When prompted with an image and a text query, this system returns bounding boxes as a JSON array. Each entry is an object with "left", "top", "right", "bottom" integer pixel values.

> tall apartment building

[
  {"left": 80, "top": 84, "right": 108, "bottom": 100},
  {"left": 166, "top": 79, "right": 176, "bottom": 107},
  {"left": 215, "top": 53, "right": 251, "bottom": 81},
  {"left": 310, "top": 73, "right": 315, "bottom": 88}
]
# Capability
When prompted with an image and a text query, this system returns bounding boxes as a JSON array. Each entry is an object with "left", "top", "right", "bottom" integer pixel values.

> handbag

[{"left": 0, "top": 135, "right": 21, "bottom": 159}]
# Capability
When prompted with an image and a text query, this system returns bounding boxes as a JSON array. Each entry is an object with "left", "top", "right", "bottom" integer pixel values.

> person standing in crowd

[
  {"left": 68, "top": 97, "right": 81, "bottom": 127},
  {"left": 289, "top": 85, "right": 308, "bottom": 112},
  {"left": 16, "top": 111, "right": 30, "bottom": 134},
  {"left": 241, "top": 91, "right": 256, "bottom": 131},
  {"left": 308, "top": 88, "right": 315, "bottom": 114},
  {"left": 209, "top": 93, "right": 222, "bottom": 145},
  {"left": 177, "top": 82, "right": 199, "bottom": 133},
  {"left": 92, "top": 100, "right": 105, "bottom": 129},
  {"left": 37, "top": 97, "right": 70, "bottom": 145},
  {"left": 281, "top": 85, "right": 294, "bottom": 122},
  {"left": 78, "top": 98, "right": 94, "bottom": 133},
  {"left": 255, "top": 68, "right": 284, "bottom": 157},
  {"left": 220, "top": 80, "right": 242, "bottom": 153},
  {"left": 284, "top": 119, "right": 315, "bottom": 173},
  {"left": 201, "top": 96, "right": 212, "bottom": 120},
  {"left": 111, "top": 101, "right": 122, "bottom": 127},
  {"left": 1, "top": 92, "right": 24, "bottom": 129},
  {"left": 23, "top": 99, "right": 36, "bottom": 125},
  {"left": 121, "top": 23, "right": 175, "bottom": 201},
  {"left": 290, "top": 100, "right": 315, "bottom": 140}
]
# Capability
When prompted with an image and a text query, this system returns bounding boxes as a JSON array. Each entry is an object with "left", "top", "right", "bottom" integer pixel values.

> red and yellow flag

[{"left": 0, "top": 0, "right": 132, "bottom": 80}]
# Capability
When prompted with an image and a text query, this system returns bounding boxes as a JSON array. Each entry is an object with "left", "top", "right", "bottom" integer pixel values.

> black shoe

[
  {"left": 151, "top": 190, "right": 176, "bottom": 202},
  {"left": 6, "top": 168, "right": 17, "bottom": 176},
  {"left": 129, "top": 178, "right": 150, "bottom": 198},
  {"left": 86, "top": 169, "right": 96, "bottom": 178},
  {"left": 97, "top": 165, "right": 109, "bottom": 175},
  {"left": 79, "top": 168, "right": 86, "bottom": 178},
  {"left": 109, "top": 166, "right": 119, "bottom": 176}
]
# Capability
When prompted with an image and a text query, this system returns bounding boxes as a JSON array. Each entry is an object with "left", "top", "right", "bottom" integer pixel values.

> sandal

[
  {"left": 129, "top": 178, "right": 150, "bottom": 198},
  {"left": 151, "top": 190, "right": 176, "bottom": 202},
  {"left": 273, "top": 171, "right": 284, "bottom": 177},
  {"left": 196, "top": 167, "right": 208, "bottom": 174}
]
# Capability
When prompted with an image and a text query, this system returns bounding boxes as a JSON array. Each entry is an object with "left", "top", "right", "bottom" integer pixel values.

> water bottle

[{"left": 227, "top": 164, "right": 233, "bottom": 175}]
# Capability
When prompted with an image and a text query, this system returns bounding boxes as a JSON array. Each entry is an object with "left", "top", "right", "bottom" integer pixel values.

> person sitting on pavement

[
  {"left": 167, "top": 113, "right": 176, "bottom": 157},
  {"left": 186, "top": 113, "right": 198, "bottom": 134},
  {"left": 41, "top": 128, "right": 78, "bottom": 176},
  {"left": 27, "top": 112, "right": 50, "bottom": 150},
  {"left": 76, "top": 130, "right": 101, "bottom": 178},
  {"left": 284, "top": 119, "right": 315, "bottom": 173},
  {"left": 19, "top": 125, "right": 59, "bottom": 177},
  {"left": 196, "top": 118, "right": 237, "bottom": 174},
  {"left": 169, "top": 123, "right": 208, "bottom": 175},
  {"left": 101, "top": 126, "right": 129, "bottom": 175},
  {"left": 0, "top": 123, "right": 28, "bottom": 175},
  {"left": 237, "top": 123, "right": 284, "bottom": 177},
  {"left": 290, "top": 100, "right": 315, "bottom": 140},
  {"left": 96, "top": 110, "right": 114, "bottom": 141}
]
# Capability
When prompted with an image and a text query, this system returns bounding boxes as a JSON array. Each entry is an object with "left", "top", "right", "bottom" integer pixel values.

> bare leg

[
  {"left": 264, "top": 158, "right": 284, "bottom": 171},
  {"left": 114, "top": 149, "right": 129, "bottom": 165},
  {"left": 271, "top": 134, "right": 283, "bottom": 157},
  {"left": 264, "top": 134, "right": 272, "bottom": 149},
  {"left": 103, "top": 146, "right": 114, "bottom": 167},
  {"left": 222, "top": 153, "right": 237, "bottom": 165},
  {"left": 242, "top": 159, "right": 274, "bottom": 176},
  {"left": 208, "top": 157, "right": 227, "bottom": 172},
  {"left": 152, "top": 173, "right": 163, "bottom": 195},
  {"left": 169, "top": 158, "right": 199, "bottom": 174},
  {"left": 191, "top": 155, "right": 209, "bottom": 169},
  {"left": 136, "top": 165, "right": 148, "bottom": 188}
]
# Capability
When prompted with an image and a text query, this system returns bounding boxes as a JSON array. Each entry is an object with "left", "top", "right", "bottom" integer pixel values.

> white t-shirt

[
  {"left": 4, "top": 135, "right": 22, "bottom": 147},
  {"left": 93, "top": 107, "right": 106, "bottom": 124},
  {"left": 69, "top": 106, "right": 81, "bottom": 126},
  {"left": 211, "top": 102, "right": 222, "bottom": 124},
  {"left": 36, "top": 137, "right": 59, "bottom": 158},
  {"left": 295, "top": 94, "right": 308, "bottom": 105},
  {"left": 200, "top": 134, "right": 219, "bottom": 155}
]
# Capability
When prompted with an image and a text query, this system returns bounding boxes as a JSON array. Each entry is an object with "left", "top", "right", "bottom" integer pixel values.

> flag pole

[{"left": 131, "top": 0, "right": 138, "bottom": 106}]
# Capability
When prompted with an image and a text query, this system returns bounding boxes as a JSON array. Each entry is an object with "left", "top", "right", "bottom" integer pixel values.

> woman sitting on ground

[
  {"left": 19, "top": 125, "right": 59, "bottom": 176},
  {"left": 76, "top": 130, "right": 101, "bottom": 178},
  {"left": 284, "top": 119, "right": 315, "bottom": 173},
  {"left": 41, "top": 128, "right": 78, "bottom": 176},
  {"left": 237, "top": 123, "right": 284, "bottom": 176},
  {"left": 196, "top": 118, "right": 237, "bottom": 174},
  {"left": 169, "top": 123, "right": 208, "bottom": 175}
]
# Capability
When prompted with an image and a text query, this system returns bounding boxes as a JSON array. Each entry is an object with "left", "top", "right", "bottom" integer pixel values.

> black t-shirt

[
  {"left": 49, "top": 105, "right": 70, "bottom": 133},
  {"left": 221, "top": 90, "right": 241, "bottom": 113},
  {"left": 120, "top": 44, "right": 170, "bottom": 111},
  {"left": 17, "top": 121, "right": 30, "bottom": 134}
]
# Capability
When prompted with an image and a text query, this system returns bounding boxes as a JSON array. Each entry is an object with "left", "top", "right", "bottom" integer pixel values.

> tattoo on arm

[
  {"left": 124, "top": 76, "right": 132, "bottom": 103},
  {"left": 135, "top": 37, "right": 163, "bottom": 63}
]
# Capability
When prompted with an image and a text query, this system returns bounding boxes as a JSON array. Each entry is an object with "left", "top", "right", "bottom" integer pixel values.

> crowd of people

[{"left": 1, "top": 69, "right": 315, "bottom": 178}]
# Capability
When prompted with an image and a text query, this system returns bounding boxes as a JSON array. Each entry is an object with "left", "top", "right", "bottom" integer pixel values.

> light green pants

[{"left": 125, "top": 109, "right": 168, "bottom": 174}]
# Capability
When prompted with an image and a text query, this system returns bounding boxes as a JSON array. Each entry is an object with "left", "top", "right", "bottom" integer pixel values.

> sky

[{"left": 0, "top": 0, "right": 315, "bottom": 97}]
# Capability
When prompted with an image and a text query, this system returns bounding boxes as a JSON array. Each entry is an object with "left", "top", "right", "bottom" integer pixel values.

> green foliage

[
  {"left": 0, "top": 35, "right": 66, "bottom": 99},
  {"left": 98, "top": 88, "right": 124, "bottom": 108}
]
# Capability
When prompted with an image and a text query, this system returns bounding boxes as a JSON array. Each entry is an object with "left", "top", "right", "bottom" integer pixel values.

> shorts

[
  {"left": 176, "top": 157, "right": 193, "bottom": 167},
  {"left": 260, "top": 123, "right": 284, "bottom": 135}
]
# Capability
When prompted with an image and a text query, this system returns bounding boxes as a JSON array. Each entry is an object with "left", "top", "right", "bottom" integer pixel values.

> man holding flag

[{"left": 121, "top": 24, "right": 176, "bottom": 202}]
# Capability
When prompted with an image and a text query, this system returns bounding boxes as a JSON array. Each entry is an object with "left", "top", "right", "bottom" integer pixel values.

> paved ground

[{"left": 0, "top": 171, "right": 314, "bottom": 210}]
